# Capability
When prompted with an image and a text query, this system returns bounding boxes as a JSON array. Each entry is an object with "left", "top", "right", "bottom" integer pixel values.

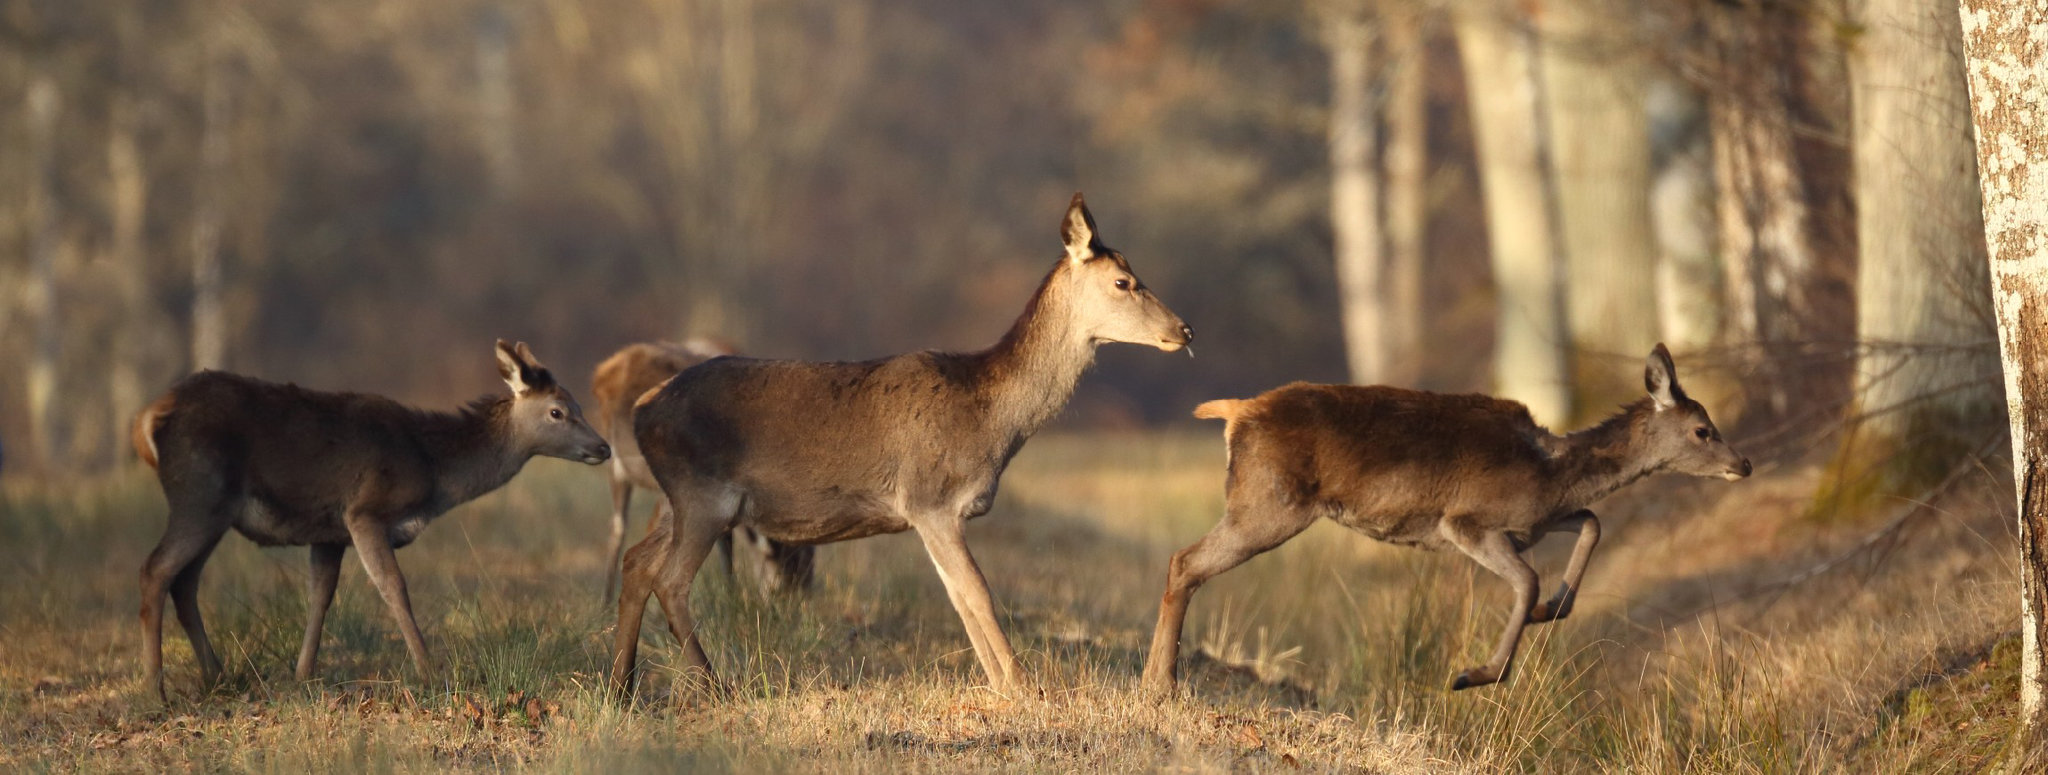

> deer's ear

[
  {"left": 497, "top": 339, "right": 552, "bottom": 396},
  {"left": 1645, "top": 343, "right": 1685, "bottom": 409},
  {"left": 496, "top": 340, "right": 530, "bottom": 395},
  {"left": 1061, "top": 191, "right": 1102, "bottom": 265}
]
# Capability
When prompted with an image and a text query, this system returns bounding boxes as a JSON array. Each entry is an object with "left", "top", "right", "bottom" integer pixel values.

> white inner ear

[
  {"left": 498, "top": 349, "right": 531, "bottom": 395},
  {"left": 1064, "top": 212, "right": 1094, "bottom": 264},
  {"left": 1651, "top": 382, "right": 1676, "bottom": 410}
]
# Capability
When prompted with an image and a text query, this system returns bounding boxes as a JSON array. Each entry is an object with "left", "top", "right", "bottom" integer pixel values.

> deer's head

[
  {"left": 496, "top": 340, "right": 611, "bottom": 465},
  {"left": 1055, "top": 193, "right": 1192, "bottom": 352},
  {"left": 1640, "top": 344, "right": 1750, "bottom": 482}
]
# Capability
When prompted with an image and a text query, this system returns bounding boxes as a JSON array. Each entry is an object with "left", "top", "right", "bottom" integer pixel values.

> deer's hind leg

[
  {"left": 603, "top": 473, "right": 635, "bottom": 603},
  {"left": 1528, "top": 510, "right": 1599, "bottom": 625},
  {"left": 295, "top": 542, "right": 347, "bottom": 681},
  {"left": 141, "top": 490, "right": 231, "bottom": 701},
  {"left": 1141, "top": 497, "right": 1316, "bottom": 697},
  {"left": 611, "top": 485, "right": 731, "bottom": 698},
  {"left": 1442, "top": 516, "right": 1539, "bottom": 691}
]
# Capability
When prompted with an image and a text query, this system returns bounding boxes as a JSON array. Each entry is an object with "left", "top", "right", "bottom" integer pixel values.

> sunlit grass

[{"left": 0, "top": 430, "right": 2023, "bottom": 771}]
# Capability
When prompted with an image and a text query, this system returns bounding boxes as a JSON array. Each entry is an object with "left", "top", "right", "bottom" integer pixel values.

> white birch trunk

[
  {"left": 1384, "top": 7, "right": 1429, "bottom": 384},
  {"left": 1539, "top": 0, "right": 1659, "bottom": 367},
  {"left": 191, "top": 47, "right": 231, "bottom": 372},
  {"left": 1955, "top": 0, "right": 2048, "bottom": 747},
  {"left": 476, "top": 7, "right": 520, "bottom": 195},
  {"left": 108, "top": 92, "right": 151, "bottom": 462},
  {"left": 24, "top": 73, "right": 61, "bottom": 467},
  {"left": 1328, "top": 8, "right": 1387, "bottom": 385},
  {"left": 1454, "top": 4, "right": 1572, "bottom": 425},
  {"left": 1848, "top": 0, "right": 1999, "bottom": 449},
  {"left": 1648, "top": 82, "right": 1721, "bottom": 351}
]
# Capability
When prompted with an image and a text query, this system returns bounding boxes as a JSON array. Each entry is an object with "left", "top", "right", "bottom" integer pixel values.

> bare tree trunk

[
  {"left": 1539, "top": 0, "right": 1659, "bottom": 381},
  {"left": 191, "top": 47, "right": 231, "bottom": 372},
  {"left": 685, "top": 0, "right": 764, "bottom": 346},
  {"left": 24, "top": 72, "right": 61, "bottom": 467},
  {"left": 1384, "top": 6, "right": 1429, "bottom": 385},
  {"left": 1956, "top": 0, "right": 2048, "bottom": 756},
  {"left": 1454, "top": 3, "right": 1572, "bottom": 425},
  {"left": 1648, "top": 78, "right": 1721, "bottom": 352},
  {"left": 1327, "top": 6, "right": 1387, "bottom": 385},
  {"left": 1707, "top": 2, "right": 1817, "bottom": 415},
  {"left": 476, "top": 6, "right": 520, "bottom": 195},
  {"left": 1844, "top": 0, "right": 1999, "bottom": 490},
  {"left": 108, "top": 92, "right": 152, "bottom": 464}
]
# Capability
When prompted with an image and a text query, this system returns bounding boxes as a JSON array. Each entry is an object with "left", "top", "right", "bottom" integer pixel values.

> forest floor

[{"left": 0, "top": 429, "right": 2025, "bottom": 772}]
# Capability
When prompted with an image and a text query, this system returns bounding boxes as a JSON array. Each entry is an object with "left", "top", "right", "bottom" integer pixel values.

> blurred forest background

[{"left": 0, "top": 0, "right": 2003, "bottom": 498}]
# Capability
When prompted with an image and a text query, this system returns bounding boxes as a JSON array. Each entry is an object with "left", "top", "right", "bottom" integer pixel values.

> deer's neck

[
  {"left": 975, "top": 266, "right": 1096, "bottom": 440},
  {"left": 1553, "top": 400, "right": 1663, "bottom": 509},
  {"left": 419, "top": 396, "right": 530, "bottom": 509}
]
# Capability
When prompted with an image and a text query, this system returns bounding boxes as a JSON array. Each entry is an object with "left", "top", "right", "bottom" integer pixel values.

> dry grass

[{"left": 0, "top": 429, "right": 2023, "bottom": 772}]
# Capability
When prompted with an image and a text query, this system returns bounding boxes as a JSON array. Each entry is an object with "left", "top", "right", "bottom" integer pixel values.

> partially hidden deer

[
  {"left": 132, "top": 340, "right": 611, "bottom": 700},
  {"left": 611, "top": 193, "right": 1192, "bottom": 697},
  {"left": 1142, "top": 344, "right": 1750, "bottom": 695},
  {"left": 591, "top": 339, "right": 815, "bottom": 602}
]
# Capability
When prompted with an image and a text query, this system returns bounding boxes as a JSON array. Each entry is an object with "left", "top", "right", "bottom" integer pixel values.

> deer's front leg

[
  {"left": 1443, "top": 518, "right": 1538, "bottom": 691},
  {"left": 344, "top": 511, "right": 433, "bottom": 678},
  {"left": 916, "top": 521, "right": 1023, "bottom": 695},
  {"left": 1528, "top": 510, "right": 1599, "bottom": 625}
]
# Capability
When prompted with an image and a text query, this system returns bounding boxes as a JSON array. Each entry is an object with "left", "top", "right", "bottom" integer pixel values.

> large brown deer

[
  {"left": 131, "top": 340, "right": 610, "bottom": 700},
  {"left": 1142, "top": 345, "right": 1749, "bottom": 695},
  {"left": 590, "top": 339, "right": 814, "bottom": 602},
  {"left": 611, "top": 193, "right": 1192, "bottom": 696}
]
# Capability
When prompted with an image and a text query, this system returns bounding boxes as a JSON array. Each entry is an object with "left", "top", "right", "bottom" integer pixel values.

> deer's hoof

[
  {"left": 1528, "top": 601, "right": 1570, "bottom": 624},
  {"left": 1450, "top": 667, "right": 1498, "bottom": 691}
]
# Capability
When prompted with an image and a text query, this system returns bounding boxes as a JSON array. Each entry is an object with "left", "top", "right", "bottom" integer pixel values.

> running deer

[
  {"left": 1142, "top": 345, "right": 1750, "bottom": 695},
  {"left": 611, "top": 193, "right": 1192, "bottom": 696},
  {"left": 131, "top": 341, "right": 611, "bottom": 700},
  {"left": 591, "top": 339, "right": 815, "bottom": 602}
]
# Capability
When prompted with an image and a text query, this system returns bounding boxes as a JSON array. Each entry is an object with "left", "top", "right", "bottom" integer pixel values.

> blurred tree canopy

[{"left": 0, "top": 0, "right": 2007, "bottom": 492}]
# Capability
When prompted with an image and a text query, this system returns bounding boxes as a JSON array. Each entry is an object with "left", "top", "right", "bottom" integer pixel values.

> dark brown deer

[
  {"left": 611, "top": 193, "right": 1192, "bottom": 696},
  {"left": 131, "top": 340, "right": 611, "bottom": 700},
  {"left": 1142, "top": 345, "right": 1750, "bottom": 695},
  {"left": 591, "top": 339, "right": 814, "bottom": 602}
]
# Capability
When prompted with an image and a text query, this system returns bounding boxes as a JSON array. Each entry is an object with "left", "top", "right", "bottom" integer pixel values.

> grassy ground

[{"left": 0, "top": 429, "right": 2024, "bottom": 772}]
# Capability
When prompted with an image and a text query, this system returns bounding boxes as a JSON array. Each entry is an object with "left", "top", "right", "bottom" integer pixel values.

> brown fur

[
  {"left": 1143, "top": 345, "right": 1752, "bottom": 695},
  {"left": 610, "top": 193, "right": 1193, "bottom": 697},
  {"left": 134, "top": 341, "right": 609, "bottom": 700},
  {"left": 588, "top": 340, "right": 814, "bottom": 602}
]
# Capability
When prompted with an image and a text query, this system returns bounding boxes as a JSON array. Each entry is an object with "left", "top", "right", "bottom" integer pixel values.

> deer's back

[
  {"left": 635, "top": 351, "right": 1008, "bottom": 542},
  {"left": 150, "top": 371, "right": 446, "bottom": 544},
  {"left": 1227, "top": 383, "right": 1560, "bottom": 546}
]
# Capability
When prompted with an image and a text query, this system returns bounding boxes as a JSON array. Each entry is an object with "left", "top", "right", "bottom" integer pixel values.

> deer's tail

[
  {"left": 1192, "top": 399, "right": 1245, "bottom": 422},
  {"left": 131, "top": 395, "right": 174, "bottom": 470}
]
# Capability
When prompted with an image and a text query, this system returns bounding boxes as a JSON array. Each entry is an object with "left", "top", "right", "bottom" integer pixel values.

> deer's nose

[
  {"left": 1739, "top": 458, "right": 1752, "bottom": 477},
  {"left": 1179, "top": 324, "right": 1194, "bottom": 343},
  {"left": 595, "top": 442, "right": 613, "bottom": 460}
]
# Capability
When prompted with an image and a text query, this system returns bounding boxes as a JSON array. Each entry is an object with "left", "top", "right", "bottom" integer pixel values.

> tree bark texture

[{"left": 1955, "top": 0, "right": 2048, "bottom": 753}]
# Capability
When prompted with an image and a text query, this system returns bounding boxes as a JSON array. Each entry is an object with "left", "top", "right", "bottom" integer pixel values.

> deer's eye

[
  {"left": 1114, "top": 278, "right": 1131, "bottom": 291},
  {"left": 1693, "top": 427, "right": 1710, "bottom": 440},
  {"left": 549, "top": 408, "right": 565, "bottom": 421}
]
